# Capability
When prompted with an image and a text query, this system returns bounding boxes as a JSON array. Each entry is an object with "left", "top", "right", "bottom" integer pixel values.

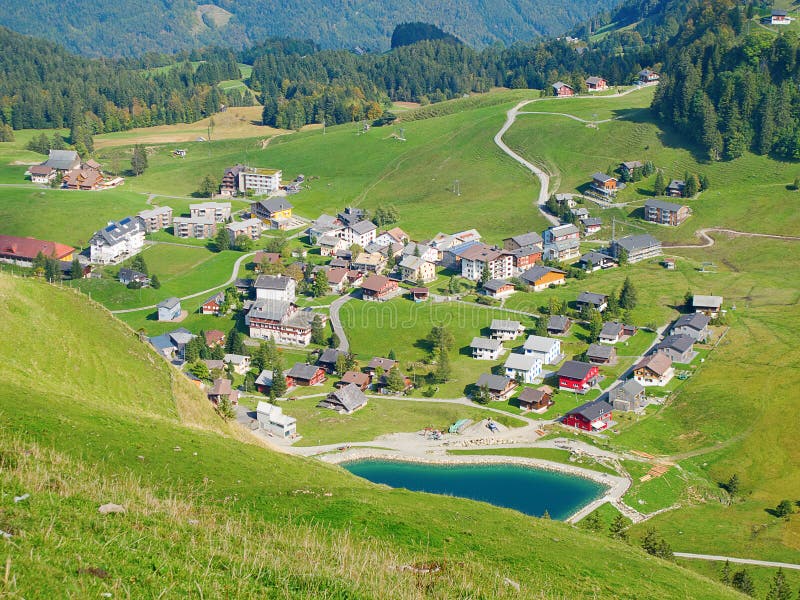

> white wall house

[
  {"left": 254, "top": 275, "right": 296, "bottom": 303},
  {"left": 522, "top": 335, "right": 561, "bottom": 365},
  {"left": 504, "top": 353, "right": 542, "bottom": 384},
  {"left": 239, "top": 168, "right": 282, "bottom": 195},
  {"left": 342, "top": 220, "right": 377, "bottom": 247},
  {"left": 190, "top": 202, "right": 231, "bottom": 223},
  {"left": 256, "top": 401, "right": 297, "bottom": 438},
  {"left": 90, "top": 217, "right": 146, "bottom": 265}
]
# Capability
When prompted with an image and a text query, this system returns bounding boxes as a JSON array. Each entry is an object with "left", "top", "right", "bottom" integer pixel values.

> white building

[
  {"left": 137, "top": 206, "right": 173, "bottom": 233},
  {"left": 342, "top": 220, "right": 377, "bottom": 247},
  {"left": 459, "top": 244, "right": 513, "bottom": 281},
  {"left": 254, "top": 274, "right": 296, "bottom": 302},
  {"left": 256, "top": 401, "right": 297, "bottom": 438},
  {"left": 239, "top": 168, "right": 282, "bottom": 195},
  {"left": 522, "top": 336, "right": 562, "bottom": 365},
  {"left": 190, "top": 202, "right": 231, "bottom": 223},
  {"left": 89, "top": 217, "right": 146, "bottom": 265},
  {"left": 470, "top": 337, "right": 504, "bottom": 360},
  {"left": 504, "top": 353, "right": 542, "bottom": 384}
]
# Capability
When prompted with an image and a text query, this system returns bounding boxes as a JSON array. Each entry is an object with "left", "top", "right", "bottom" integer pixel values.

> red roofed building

[
  {"left": 0, "top": 235, "right": 75, "bottom": 267},
  {"left": 360, "top": 274, "right": 398, "bottom": 301}
]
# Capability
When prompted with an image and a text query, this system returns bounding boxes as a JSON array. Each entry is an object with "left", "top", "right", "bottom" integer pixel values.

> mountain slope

[
  {"left": 0, "top": 0, "right": 620, "bottom": 57},
  {"left": 0, "top": 273, "right": 742, "bottom": 598}
]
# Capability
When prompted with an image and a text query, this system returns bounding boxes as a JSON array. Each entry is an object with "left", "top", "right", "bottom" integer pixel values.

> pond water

[{"left": 343, "top": 459, "right": 605, "bottom": 521}]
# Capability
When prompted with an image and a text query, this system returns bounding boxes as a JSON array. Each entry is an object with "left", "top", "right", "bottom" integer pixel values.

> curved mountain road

[
  {"left": 674, "top": 553, "right": 800, "bottom": 571},
  {"left": 665, "top": 227, "right": 800, "bottom": 249},
  {"left": 328, "top": 293, "right": 355, "bottom": 352}
]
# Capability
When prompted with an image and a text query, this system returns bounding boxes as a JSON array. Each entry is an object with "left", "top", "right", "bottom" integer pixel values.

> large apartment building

[
  {"left": 172, "top": 216, "right": 217, "bottom": 239},
  {"left": 239, "top": 168, "right": 282, "bottom": 195},
  {"left": 90, "top": 217, "right": 146, "bottom": 264},
  {"left": 189, "top": 202, "right": 231, "bottom": 223},
  {"left": 137, "top": 206, "right": 173, "bottom": 233},
  {"left": 643, "top": 199, "right": 690, "bottom": 226},
  {"left": 460, "top": 244, "right": 514, "bottom": 281}
]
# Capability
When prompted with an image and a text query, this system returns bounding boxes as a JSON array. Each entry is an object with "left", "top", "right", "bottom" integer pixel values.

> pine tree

[
  {"left": 653, "top": 170, "right": 666, "bottom": 196},
  {"left": 765, "top": 568, "right": 792, "bottom": 600},
  {"left": 640, "top": 527, "right": 673, "bottom": 559},
  {"left": 215, "top": 227, "right": 231, "bottom": 252},
  {"left": 335, "top": 353, "right": 347, "bottom": 375},
  {"left": 385, "top": 368, "right": 406, "bottom": 393},
  {"left": 197, "top": 174, "right": 219, "bottom": 197},
  {"left": 271, "top": 362, "right": 287, "bottom": 397},
  {"left": 150, "top": 274, "right": 161, "bottom": 289},
  {"left": 70, "top": 257, "right": 83, "bottom": 280},
  {"left": 587, "top": 309, "right": 604, "bottom": 343},
  {"left": 388, "top": 349, "right": 397, "bottom": 361},
  {"left": 731, "top": 570, "right": 755, "bottom": 597},
  {"left": 685, "top": 173, "right": 700, "bottom": 198},
  {"left": 720, "top": 560, "right": 732, "bottom": 585},
  {"left": 217, "top": 396, "right": 236, "bottom": 420},
  {"left": 433, "top": 346, "right": 451, "bottom": 383},
  {"left": 312, "top": 271, "right": 329, "bottom": 297},
  {"left": 583, "top": 511, "right": 602, "bottom": 532},
  {"left": 130, "top": 144, "right": 148, "bottom": 175},
  {"left": 310, "top": 315, "right": 326, "bottom": 345},
  {"left": 726, "top": 473, "right": 740, "bottom": 497},
  {"left": 619, "top": 276, "right": 638, "bottom": 310},
  {"left": 534, "top": 317, "right": 548, "bottom": 337},
  {"left": 609, "top": 514, "right": 628, "bottom": 541}
]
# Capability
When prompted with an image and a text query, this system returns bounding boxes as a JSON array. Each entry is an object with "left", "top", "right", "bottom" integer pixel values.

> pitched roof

[
  {"left": 587, "top": 343, "right": 615, "bottom": 360},
  {"left": 0, "top": 235, "right": 75, "bottom": 261},
  {"left": 674, "top": 313, "right": 710, "bottom": 332},
  {"left": 579, "top": 251, "right": 612, "bottom": 266},
  {"left": 459, "top": 243, "right": 504, "bottom": 263},
  {"left": 247, "top": 299, "right": 293, "bottom": 321},
  {"left": 615, "top": 234, "right": 661, "bottom": 253},
  {"left": 567, "top": 399, "right": 613, "bottom": 421},
  {"left": 693, "top": 295, "right": 723, "bottom": 309},
  {"left": 349, "top": 220, "right": 377, "bottom": 235},
  {"left": 645, "top": 199, "right": 686, "bottom": 212},
  {"left": 658, "top": 335, "right": 694, "bottom": 354},
  {"left": 204, "top": 330, "right": 226, "bottom": 345},
  {"left": 367, "top": 357, "right": 396, "bottom": 370},
  {"left": 490, "top": 319, "right": 521, "bottom": 332},
  {"left": 600, "top": 321, "right": 624, "bottom": 337},
  {"left": 667, "top": 179, "right": 686, "bottom": 190},
  {"left": 287, "top": 363, "right": 322, "bottom": 381},
  {"left": 91, "top": 217, "right": 145, "bottom": 246},
  {"left": 158, "top": 297, "right": 180, "bottom": 310},
  {"left": 621, "top": 161, "right": 644, "bottom": 170},
  {"left": 399, "top": 255, "right": 428, "bottom": 270},
  {"left": 504, "top": 353, "right": 540, "bottom": 371},
  {"left": 43, "top": 149, "right": 80, "bottom": 170},
  {"left": 581, "top": 217, "right": 603, "bottom": 227},
  {"left": 523, "top": 335, "right": 558, "bottom": 353},
  {"left": 518, "top": 388, "right": 551, "bottom": 404},
  {"left": 318, "top": 348, "right": 344, "bottom": 365},
  {"left": 340, "top": 371, "right": 370, "bottom": 386},
  {"left": 548, "top": 315, "right": 570, "bottom": 331},
  {"left": 255, "top": 370, "right": 274, "bottom": 386},
  {"left": 585, "top": 76, "right": 605, "bottom": 85},
  {"left": 577, "top": 291, "right": 608, "bottom": 305},
  {"left": 256, "top": 197, "right": 293, "bottom": 214},
  {"left": 635, "top": 351, "right": 672, "bottom": 376},
  {"left": 549, "top": 223, "right": 580, "bottom": 237},
  {"left": 403, "top": 242, "right": 433, "bottom": 256},
  {"left": 209, "top": 378, "right": 233, "bottom": 396},
  {"left": 223, "top": 353, "right": 248, "bottom": 365},
  {"left": 325, "top": 383, "right": 368, "bottom": 412},
  {"left": 614, "top": 379, "right": 645, "bottom": 402},
  {"left": 558, "top": 360, "right": 595, "bottom": 380},
  {"left": 254, "top": 275, "right": 293, "bottom": 291},
  {"left": 470, "top": 337, "right": 503, "bottom": 351},
  {"left": 552, "top": 81, "right": 573, "bottom": 90},
  {"left": 505, "top": 232, "right": 543, "bottom": 247},
  {"left": 482, "top": 278, "right": 511, "bottom": 293},
  {"left": 592, "top": 172, "right": 615, "bottom": 183},
  {"left": 28, "top": 165, "right": 54, "bottom": 175},
  {"left": 381, "top": 227, "right": 408, "bottom": 242},
  {"left": 520, "top": 265, "right": 566, "bottom": 284},
  {"left": 203, "top": 291, "right": 225, "bottom": 305},
  {"left": 360, "top": 274, "right": 393, "bottom": 292},
  {"left": 476, "top": 373, "right": 512, "bottom": 392}
]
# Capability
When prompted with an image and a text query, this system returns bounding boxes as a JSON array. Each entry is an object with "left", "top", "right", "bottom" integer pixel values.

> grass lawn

[{"left": 448, "top": 447, "right": 619, "bottom": 475}]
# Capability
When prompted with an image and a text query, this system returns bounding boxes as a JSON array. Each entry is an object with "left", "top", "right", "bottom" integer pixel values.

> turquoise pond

[{"left": 343, "top": 460, "right": 606, "bottom": 520}]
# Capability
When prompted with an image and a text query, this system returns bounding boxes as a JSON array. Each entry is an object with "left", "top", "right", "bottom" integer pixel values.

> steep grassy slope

[{"left": 0, "top": 273, "right": 739, "bottom": 598}]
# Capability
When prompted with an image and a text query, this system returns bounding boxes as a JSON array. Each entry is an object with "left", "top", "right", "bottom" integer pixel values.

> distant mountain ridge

[{"left": 0, "top": 0, "right": 620, "bottom": 57}]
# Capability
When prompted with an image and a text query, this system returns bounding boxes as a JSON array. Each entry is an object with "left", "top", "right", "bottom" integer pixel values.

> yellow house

[{"left": 250, "top": 198, "right": 294, "bottom": 229}]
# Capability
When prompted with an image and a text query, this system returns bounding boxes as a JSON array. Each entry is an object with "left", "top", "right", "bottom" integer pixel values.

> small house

[
  {"left": 254, "top": 370, "right": 275, "bottom": 394},
  {"left": 666, "top": 180, "right": 685, "bottom": 197},
  {"left": 365, "top": 357, "right": 397, "bottom": 375},
  {"left": 256, "top": 401, "right": 297, "bottom": 438},
  {"left": 590, "top": 172, "right": 617, "bottom": 197},
  {"left": 157, "top": 297, "right": 182, "bottom": 322},
  {"left": 585, "top": 76, "right": 608, "bottom": 92},
  {"left": 337, "top": 371, "right": 370, "bottom": 390},
  {"left": 692, "top": 295, "right": 723, "bottom": 318},
  {"left": 577, "top": 251, "right": 615, "bottom": 272},
  {"left": 577, "top": 292, "right": 608, "bottom": 313},
  {"left": 286, "top": 363, "right": 326, "bottom": 388},
  {"left": 504, "top": 353, "right": 542, "bottom": 384},
  {"left": 522, "top": 335, "right": 562, "bottom": 365},
  {"left": 223, "top": 353, "right": 250, "bottom": 375},
  {"left": 204, "top": 330, "right": 226, "bottom": 347},
  {"left": 475, "top": 373, "right": 516, "bottom": 401},
  {"left": 520, "top": 266, "right": 567, "bottom": 291},
  {"left": 656, "top": 335, "right": 695, "bottom": 364},
  {"left": 255, "top": 275, "right": 296, "bottom": 303},
  {"left": 610, "top": 380, "right": 646, "bottom": 412},
  {"left": 470, "top": 337, "right": 504, "bottom": 361},
  {"left": 581, "top": 217, "right": 603, "bottom": 236},
  {"left": 503, "top": 232, "right": 543, "bottom": 252},
  {"left": 409, "top": 287, "right": 429, "bottom": 302},
  {"left": 317, "top": 348, "right": 345, "bottom": 373},
  {"left": 638, "top": 69, "right": 659, "bottom": 83},
  {"left": 398, "top": 255, "right": 436, "bottom": 283},
  {"left": 770, "top": 9, "right": 791, "bottom": 24},
  {"left": 201, "top": 292, "right": 225, "bottom": 315},
  {"left": 28, "top": 165, "right": 56, "bottom": 184},
  {"left": 118, "top": 267, "right": 150, "bottom": 287},
  {"left": 517, "top": 387, "right": 554, "bottom": 413},
  {"left": 207, "top": 378, "right": 239, "bottom": 406},
  {"left": 360, "top": 274, "right": 398, "bottom": 302},
  {"left": 482, "top": 278, "right": 515, "bottom": 298},
  {"left": 586, "top": 343, "right": 617, "bottom": 365},
  {"left": 599, "top": 321, "right": 624, "bottom": 344},
  {"left": 552, "top": 81, "right": 575, "bottom": 97},
  {"left": 672, "top": 313, "right": 710, "bottom": 342},
  {"left": 318, "top": 383, "right": 368, "bottom": 414},
  {"left": 489, "top": 319, "right": 524, "bottom": 341},
  {"left": 633, "top": 352, "right": 674, "bottom": 386},
  {"left": 557, "top": 360, "right": 600, "bottom": 393},
  {"left": 547, "top": 315, "right": 571, "bottom": 336},
  {"left": 563, "top": 399, "right": 613, "bottom": 431},
  {"left": 620, "top": 161, "right": 643, "bottom": 178}
]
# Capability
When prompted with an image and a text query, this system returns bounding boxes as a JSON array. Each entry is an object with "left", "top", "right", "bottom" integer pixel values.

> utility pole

[{"left": 453, "top": 180, "right": 461, "bottom": 196}]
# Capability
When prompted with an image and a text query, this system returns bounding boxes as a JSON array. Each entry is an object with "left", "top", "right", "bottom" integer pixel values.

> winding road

[
  {"left": 665, "top": 227, "right": 800, "bottom": 249},
  {"left": 328, "top": 293, "right": 355, "bottom": 352},
  {"left": 673, "top": 553, "right": 800, "bottom": 571}
]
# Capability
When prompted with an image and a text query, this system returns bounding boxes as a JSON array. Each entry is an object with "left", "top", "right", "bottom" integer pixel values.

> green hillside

[{"left": 0, "top": 274, "right": 740, "bottom": 598}]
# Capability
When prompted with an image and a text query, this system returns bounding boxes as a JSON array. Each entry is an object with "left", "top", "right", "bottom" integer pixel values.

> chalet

[
  {"left": 233, "top": 278, "right": 253, "bottom": 295},
  {"left": 375, "top": 227, "right": 409, "bottom": 247},
  {"left": 336, "top": 371, "right": 371, "bottom": 391},
  {"left": 28, "top": 165, "right": 56, "bottom": 184},
  {"left": 481, "top": 278, "right": 515, "bottom": 298},
  {"left": 398, "top": 255, "right": 436, "bottom": 283},
  {"left": 63, "top": 166, "right": 103, "bottom": 190},
  {"left": 286, "top": 363, "right": 326, "bottom": 388},
  {"left": 547, "top": 315, "right": 572, "bottom": 336},
  {"left": 190, "top": 202, "right": 231, "bottom": 223},
  {"left": 505, "top": 245, "right": 543, "bottom": 274},
  {"left": 552, "top": 81, "right": 575, "bottom": 97},
  {"left": 638, "top": 69, "right": 660, "bottom": 83},
  {"left": 410, "top": 287, "right": 429, "bottom": 302},
  {"left": 563, "top": 399, "right": 613, "bottom": 432},
  {"left": 505, "top": 353, "right": 542, "bottom": 384},
  {"left": 577, "top": 291, "right": 608, "bottom": 313},
  {"left": 578, "top": 251, "right": 616, "bottom": 272},
  {"left": 543, "top": 223, "right": 580, "bottom": 244},
  {"left": 238, "top": 167, "right": 282, "bottom": 196},
  {"left": 317, "top": 348, "right": 345, "bottom": 373},
  {"left": 460, "top": 244, "right": 514, "bottom": 281},
  {"left": 202, "top": 331, "right": 225, "bottom": 349},
  {"left": 666, "top": 180, "right": 686, "bottom": 198},
  {"left": 644, "top": 199, "right": 690, "bottom": 226},
  {"left": 633, "top": 352, "right": 674, "bottom": 386},
  {"left": 223, "top": 353, "right": 250, "bottom": 375},
  {"left": 692, "top": 295, "right": 723, "bottom": 318},
  {"left": 157, "top": 297, "right": 182, "bottom": 321},
  {"left": 318, "top": 383, "right": 368, "bottom": 414},
  {"left": 599, "top": 321, "right": 624, "bottom": 344},
  {"left": 220, "top": 165, "right": 245, "bottom": 196},
  {"left": 543, "top": 224, "right": 580, "bottom": 262},
  {"left": 475, "top": 373, "right": 517, "bottom": 401},
  {"left": 42, "top": 150, "right": 80, "bottom": 173},
  {"left": 586, "top": 343, "right": 617, "bottom": 365},
  {"left": 118, "top": 268, "right": 149, "bottom": 287},
  {"left": 245, "top": 301, "right": 325, "bottom": 346},
  {"left": 503, "top": 232, "right": 543, "bottom": 252},
  {"left": 207, "top": 378, "right": 238, "bottom": 406},
  {"left": 402, "top": 242, "right": 439, "bottom": 264},
  {"left": 90, "top": 217, "right": 145, "bottom": 265},
  {"left": 523, "top": 335, "right": 562, "bottom": 365},
  {"left": 137, "top": 206, "right": 173, "bottom": 232},
  {"left": 620, "top": 161, "right": 643, "bottom": 178},
  {"left": 590, "top": 172, "right": 618, "bottom": 198},
  {"left": 657, "top": 335, "right": 695, "bottom": 364},
  {"left": 610, "top": 380, "right": 646, "bottom": 412},
  {"left": 201, "top": 292, "right": 225, "bottom": 315},
  {"left": 342, "top": 220, "right": 377, "bottom": 247},
  {"left": 318, "top": 234, "right": 348, "bottom": 257},
  {"left": 557, "top": 360, "right": 600, "bottom": 393},
  {"left": 254, "top": 370, "right": 275, "bottom": 394},
  {"left": 0, "top": 235, "right": 74, "bottom": 268},
  {"left": 204, "top": 359, "right": 225, "bottom": 373},
  {"left": 611, "top": 234, "right": 662, "bottom": 264},
  {"left": 325, "top": 267, "right": 351, "bottom": 294},
  {"left": 489, "top": 319, "right": 524, "bottom": 341},
  {"left": 365, "top": 357, "right": 397, "bottom": 375},
  {"left": 571, "top": 207, "right": 589, "bottom": 219},
  {"left": 360, "top": 274, "right": 398, "bottom": 301},
  {"left": 770, "top": 9, "right": 791, "bottom": 24},
  {"left": 470, "top": 337, "right": 504, "bottom": 361},
  {"left": 251, "top": 198, "right": 294, "bottom": 229},
  {"left": 256, "top": 402, "right": 297, "bottom": 438},
  {"left": 672, "top": 313, "right": 710, "bottom": 342},
  {"left": 226, "top": 218, "right": 263, "bottom": 242},
  {"left": 520, "top": 266, "right": 567, "bottom": 291},
  {"left": 255, "top": 275, "right": 296, "bottom": 303},
  {"left": 172, "top": 216, "right": 217, "bottom": 239},
  {"left": 581, "top": 217, "right": 603, "bottom": 235},
  {"left": 517, "top": 387, "right": 554, "bottom": 413},
  {"left": 585, "top": 76, "right": 608, "bottom": 91},
  {"left": 353, "top": 251, "right": 387, "bottom": 274}
]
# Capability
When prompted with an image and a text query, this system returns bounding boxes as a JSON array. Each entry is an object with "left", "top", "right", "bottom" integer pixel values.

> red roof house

[{"left": 0, "top": 235, "right": 75, "bottom": 266}]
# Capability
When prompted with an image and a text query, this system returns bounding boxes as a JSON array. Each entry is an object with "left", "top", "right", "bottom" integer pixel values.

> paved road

[
  {"left": 328, "top": 293, "right": 355, "bottom": 352},
  {"left": 110, "top": 251, "right": 257, "bottom": 314},
  {"left": 673, "top": 553, "right": 800, "bottom": 571}
]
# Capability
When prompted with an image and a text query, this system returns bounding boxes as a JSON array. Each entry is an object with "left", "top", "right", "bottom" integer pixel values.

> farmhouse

[
  {"left": 255, "top": 275, "right": 296, "bottom": 302},
  {"left": 547, "top": 315, "right": 572, "bottom": 336},
  {"left": 90, "top": 217, "right": 145, "bottom": 265},
  {"left": 226, "top": 218, "right": 263, "bottom": 242},
  {"left": 504, "top": 353, "right": 542, "bottom": 384},
  {"left": 0, "top": 235, "right": 74, "bottom": 267},
  {"left": 564, "top": 400, "right": 613, "bottom": 432},
  {"left": 544, "top": 223, "right": 580, "bottom": 245},
  {"left": 190, "top": 202, "right": 231, "bottom": 223},
  {"left": 557, "top": 360, "right": 600, "bottom": 393},
  {"left": 245, "top": 301, "right": 325, "bottom": 346},
  {"left": 503, "top": 232, "right": 543, "bottom": 252},
  {"left": 63, "top": 166, "right": 103, "bottom": 190},
  {"left": 318, "top": 384, "right": 368, "bottom": 414},
  {"left": 610, "top": 380, "right": 646, "bottom": 412},
  {"left": 611, "top": 234, "right": 662, "bottom": 263},
  {"left": 224, "top": 353, "right": 250, "bottom": 375},
  {"left": 201, "top": 292, "right": 225, "bottom": 315},
  {"left": 157, "top": 297, "right": 182, "bottom": 321},
  {"left": 251, "top": 198, "right": 294, "bottom": 229},
  {"left": 475, "top": 373, "right": 516, "bottom": 401},
  {"left": 28, "top": 165, "right": 56, "bottom": 184},
  {"left": 238, "top": 167, "right": 282, "bottom": 196},
  {"left": 581, "top": 217, "right": 603, "bottom": 235},
  {"left": 137, "top": 206, "right": 173, "bottom": 232},
  {"left": 552, "top": 81, "right": 575, "bottom": 97},
  {"left": 360, "top": 274, "right": 398, "bottom": 301},
  {"left": 489, "top": 319, "right": 524, "bottom": 341},
  {"left": 317, "top": 348, "right": 345, "bottom": 373},
  {"left": 481, "top": 278, "right": 515, "bottom": 298},
  {"left": 590, "top": 172, "right": 618, "bottom": 197},
  {"left": 254, "top": 370, "right": 275, "bottom": 394},
  {"left": 517, "top": 387, "right": 554, "bottom": 413},
  {"left": 319, "top": 234, "right": 348, "bottom": 257},
  {"left": 644, "top": 199, "right": 690, "bottom": 226},
  {"left": 470, "top": 337, "right": 504, "bottom": 361},
  {"left": 287, "top": 363, "right": 326, "bottom": 388},
  {"left": 692, "top": 295, "right": 723, "bottom": 317},
  {"left": 520, "top": 265, "right": 567, "bottom": 291},
  {"left": 620, "top": 161, "right": 643, "bottom": 177},
  {"left": 585, "top": 76, "right": 608, "bottom": 91},
  {"left": 207, "top": 378, "right": 239, "bottom": 406},
  {"left": 460, "top": 244, "right": 514, "bottom": 281},
  {"left": 577, "top": 251, "right": 616, "bottom": 272},
  {"left": 586, "top": 343, "right": 616, "bottom": 365},
  {"left": 522, "top": 335, "right": 562, "bottom": 365},
  {"left": 633, "top": 352, "right": 674, "bottom": 386},
  {"left": 666, "top": 180, "right": 686, "bottom": 197},
  {"left": 336, "top": 371, "right": 370, "bottom": 390},
  {"left": 638, "top": 69, "right": 660, "bottom": 83},
  {"left": 42, "top": 149, "right": 80, "bottom": 173},
  {"left": 577, "top": 291, "right": 608, "bottom": 313},
  {"left": 256, "top": 402, "right": 297, "bottom": 438},
  {"left": 770, "top": 9, "right": 791, "bottom": 24},
  {"left": 172, "top": 216, "right": 217, "bottom": 239},
  {"left": 325, "top": 267, "right": 351, "bottom": 294},
  {"left": 399, "top": 255, "right": 436, "bottom": 283},
  {"left": 672, "top": 313, "right": 710, "bottom": 342},
  {"left": 657, "top": 335, "right": 695, "bottom": 363}
]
